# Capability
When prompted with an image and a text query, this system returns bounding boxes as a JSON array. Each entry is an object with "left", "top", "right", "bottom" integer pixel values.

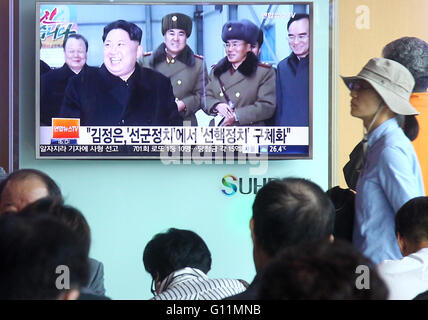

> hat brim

[{"left": 341, "top": 75, "right": 419, "bottom": 115}]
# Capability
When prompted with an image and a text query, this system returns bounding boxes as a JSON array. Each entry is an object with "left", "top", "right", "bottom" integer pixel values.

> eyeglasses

[
  {"left": 224, "top": 42, "right": 245, "bottom": 49},
  {"left": 151, "top": 278, "right": 157, "bottom": 296},
  {"left": 347, "top": 80, "right": 373, "bottom": 91},
  {"left": 288, "top": 34, "right": 309, "bottom": 42}
]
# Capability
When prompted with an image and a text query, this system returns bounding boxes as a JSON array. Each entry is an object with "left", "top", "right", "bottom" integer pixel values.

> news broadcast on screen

[{"left": 37, "top": 2, "right": 312, "bottom": 159}]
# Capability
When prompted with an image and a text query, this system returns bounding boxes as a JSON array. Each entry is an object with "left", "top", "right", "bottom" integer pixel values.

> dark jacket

[
  {"left": 60, "top": 64, "right": 182, "bottom": 126},
  {"left": 343, "top": 141, "right": 364, "bottom": 190},
  {"left": 224, "top": 274, "right": 260, "bottom": 300},
  {"left": 40, "top": 64, "right": 95, "bottom": 126},
  {"left": 40, "top": 60, "right": 51, "bottom": 75},
  {"left": 274, "top": 53, "right": 309, "bottom": 126}
]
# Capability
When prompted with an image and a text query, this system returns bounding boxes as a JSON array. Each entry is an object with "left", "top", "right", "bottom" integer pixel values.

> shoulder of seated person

[
  {"left": 258, "top": 61, "right": 272, "bottom": 68},
  {"left": 194, "top": 53, "right": 204, "bottom": 60}
]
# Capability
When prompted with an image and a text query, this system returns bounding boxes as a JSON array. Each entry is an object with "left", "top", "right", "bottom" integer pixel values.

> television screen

[{"left": 37, "top": 2, "right": 313, "bottom": 160}]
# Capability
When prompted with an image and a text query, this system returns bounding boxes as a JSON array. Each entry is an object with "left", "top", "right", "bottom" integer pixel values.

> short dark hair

[
  {"left": 258, "top": 239, "right": 388, "bottom": 300},
  {"left": 102, "top": 20, "right": 142, "bottom": 44},
  {"left": 382, "top": 37, "right": 428, "bottom": 91},
  {"left": 19, "top": 198, "right": 91, "bottom": 256},
  {"left": 143, "top": 228, "right": 212, "bottom": 281},
  {"left": 395, "top": 196, "right": 428, "bottom": 245},
  {"left": 0, "top": 169, "right": 63, "bottom": 204},
  {"left": 0, "top": 214, "right": 89, "bottom": 299},
  {"left": 62, "top": 33, "right": 89, "bottom": 52},
  {"left": 252, "top": 178, "right": 335, "bottom": 257},
  {"left": 287, "top": 13, "right": 309, "bottom": 31}
]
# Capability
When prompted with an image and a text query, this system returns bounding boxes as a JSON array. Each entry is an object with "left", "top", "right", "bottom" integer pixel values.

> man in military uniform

[
  {"left": 204, "top": 20, "right": 276, "bottom": 126},
  {"left": 139, "top": 13, "right": 208, "bottom": 126}
]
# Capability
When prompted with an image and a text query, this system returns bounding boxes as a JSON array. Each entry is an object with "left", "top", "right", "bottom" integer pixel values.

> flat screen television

[{"left": 36, "top": 1, "right": 313, "bottom": 160}]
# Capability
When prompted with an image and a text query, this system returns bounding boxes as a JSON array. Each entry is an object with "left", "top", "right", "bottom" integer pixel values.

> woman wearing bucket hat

[
  {"left": 343, "top": 37, "right": 428, "bottom": 192},
  {"left": 204, "top": 19, "right": 276, "bottom": 126},
  {"left": 341, "top": 57, "right": 424, "bottom": 264}
]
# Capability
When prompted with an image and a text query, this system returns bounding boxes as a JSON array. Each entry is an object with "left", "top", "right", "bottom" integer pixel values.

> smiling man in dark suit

[{"left": 60, "top": 20, "right": 182, "bottom": 126}]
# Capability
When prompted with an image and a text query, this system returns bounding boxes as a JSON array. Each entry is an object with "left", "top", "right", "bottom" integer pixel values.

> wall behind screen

[{"left": 19, "top": 0, "right": 330, "bottom": 299}]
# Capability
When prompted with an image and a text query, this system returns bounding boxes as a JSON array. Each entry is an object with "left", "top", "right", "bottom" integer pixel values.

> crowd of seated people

[
  {"left": 1, "top": 167, "right": 428, "bottom": 300},
  {"left": 1, "top": 35, "right": 428, "bottom": 300},
  {"left": 0, "top": 169, "right": 108, "bottom": 300}
]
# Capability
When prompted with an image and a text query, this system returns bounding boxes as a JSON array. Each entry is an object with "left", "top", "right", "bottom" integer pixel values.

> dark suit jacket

[
  {"left": 40, "top": 64, "right": 95, "bottom": 126},
  {"left": 60, "top": 64, "right": 182, "bottom": 126}
]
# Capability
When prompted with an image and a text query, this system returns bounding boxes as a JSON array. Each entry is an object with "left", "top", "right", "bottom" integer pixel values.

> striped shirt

[{"left": 152, "top": 267, "right": 246, "bottom": 300}]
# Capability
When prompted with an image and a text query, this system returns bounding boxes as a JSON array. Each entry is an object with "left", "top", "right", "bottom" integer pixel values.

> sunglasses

[{"left": 347, "top": 80, "right": 372, "bottom": 91}]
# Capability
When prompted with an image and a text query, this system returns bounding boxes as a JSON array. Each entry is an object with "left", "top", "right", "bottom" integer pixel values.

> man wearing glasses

[
  {"left": 274, "top": 13, "right": 310, "bottom": 126},
  {"left": 139, "top": 13, "right": 209, "bottom": 126},
  {"left": 204, "top": 19, "right": 276, "bottom": 126}
]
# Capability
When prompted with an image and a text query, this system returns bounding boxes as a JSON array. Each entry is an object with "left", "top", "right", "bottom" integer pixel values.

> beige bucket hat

[{"left": 341, "top": 57, "right": 419, "bottom": 115}]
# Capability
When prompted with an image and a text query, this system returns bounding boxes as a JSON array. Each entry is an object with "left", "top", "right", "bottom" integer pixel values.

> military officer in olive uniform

[
  {"left": 139, "top": 13, "right": 208, "bottom": 126},
  {"left": 204, "top": 20, "right": 276, "bottom": 126}
]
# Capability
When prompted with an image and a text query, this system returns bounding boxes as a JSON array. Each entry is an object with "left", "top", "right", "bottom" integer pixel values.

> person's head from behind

[
  {"left": 251, "top": 178, "right": 335, "bottom": 272},
  {"left": 258, "top": 239, "right": 388, "bottom": 300},
  {"left": 287, "top": 13, "right": 309, "bottom": 59},
  {"left": 62, "top": 33, "right": 88, "bottom": 74},
  {"left": 395, "top": 196, "right": 428, "bottom": 256},
  {"left": 342, "top": 58, "right": 419, "bottom": 140},
  {"left": 251, "top": 29, "right": 264, "bottom": 57},
  {"left": 382, "top": 37, "right": 428, "bottom": 93},
  {"left": 19, "top": 198, "right": 91, "bottom": 257},
  {"left": 102, "top": 19, "right": 143, "bottom": 81},
  {"left": 0, "top": 214, "right": 89, "bottom": 299},
  {"left": 143, "top": 228, "right": 212, "bottom": 294},
  {"left": 0, "top": 169, "right": 62, "bottom": 215}
]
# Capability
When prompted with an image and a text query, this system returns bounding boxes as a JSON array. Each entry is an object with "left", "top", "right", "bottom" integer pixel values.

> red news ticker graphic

[{"left": 52, "top": 118, "right": 80, "bottom": 139}]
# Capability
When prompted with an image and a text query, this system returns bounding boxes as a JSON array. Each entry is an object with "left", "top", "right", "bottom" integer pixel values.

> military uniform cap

[
  {"left": 162, "top": 13, "right": 192, "bottom": 37},
  {"left": 221, "top": 19, "right": 259, "bottom": 45}
]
